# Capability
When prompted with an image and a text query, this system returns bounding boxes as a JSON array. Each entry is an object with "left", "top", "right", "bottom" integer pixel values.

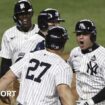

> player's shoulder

[
  {"left": 31, "top": 50, "right": 67, "bottom": 63},
  {"left": 97, "top": 45, "right": 105, "bottom": 56},
  {"left": 33, "top": 24, "right": 39, "bottom": 33},
  {"left": 99, "top": 45, "right": 105, "bottom": 50},
  {"left": 35, "top": 33, "right": 45, "bottom": 40},
  {"left": 70, "top": 46, "right": 81, "bottom": 56},
  {"left": 29, "top": 50, "right": 70, "bottom": 69},
  {"left": 3, "top": 26, "right": 17, "bottom": 37},
  {"left": 28, "top": 33, "right": 45, "bottom": 44},
  {"left": 47, "top": 51, "right": 69, "bottom": 66},
  {"left": 4, "top": 26, "right": 17, "bottom": 33},
  {"left": 29, "top": 49, "right": 45, "bottom": 56}
]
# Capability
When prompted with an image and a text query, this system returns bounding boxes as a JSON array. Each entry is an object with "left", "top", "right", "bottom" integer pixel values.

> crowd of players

[{"left": 0, "top": 0, "right": 105, "bottom": 105}]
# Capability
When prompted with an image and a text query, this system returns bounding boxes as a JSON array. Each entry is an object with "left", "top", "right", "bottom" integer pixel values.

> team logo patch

[
  {"left": 91, "top": 55, "right": 96, "bottom": 61},
  {"left": 20, "top": 3, "right": 25, "bottom": 9},
  {"left": 79, "top": 23, "right": 86, "bottom": 29}
]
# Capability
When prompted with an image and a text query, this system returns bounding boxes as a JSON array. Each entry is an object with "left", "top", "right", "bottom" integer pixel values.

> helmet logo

[
  {"left": 50, "top": 34, "right": 61, "bottom": 38},
  {"left": 55, "top": 11, "right": 59, "bottom": 17},
  {"left": 20, "top": 3, "right": 25, "bottom": 9},
  {"left": 79, "top": 23, "right": 86, "bottom": 29},
  {"left": 48, "top": 13, "right": 53, "bottom": 19}
]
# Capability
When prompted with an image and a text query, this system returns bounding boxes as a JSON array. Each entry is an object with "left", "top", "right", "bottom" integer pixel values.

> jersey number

[{"left": 26, "top": 59, "right": 51, "bottom": 83}]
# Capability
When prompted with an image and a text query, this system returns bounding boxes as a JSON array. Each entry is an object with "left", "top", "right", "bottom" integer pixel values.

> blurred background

[{"left": 0, "top": 0, "right": 105, "bottom": 53}]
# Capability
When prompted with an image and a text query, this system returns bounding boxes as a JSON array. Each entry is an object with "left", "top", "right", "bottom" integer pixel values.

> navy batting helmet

[
  {"left": 75, "top": 19, "right": 97, "bottom": 42},
  {"left": 13, "top": 0, "right": 33, "bottom": 25},
  {"left": 46, "top": 26, "right": 68, "bottom": 50},
  {"left": 38, "top": 8, "right": 65, "bottom": 31},
  {"left": 41, "top": 8, "right": 65, "bottom": 23}
]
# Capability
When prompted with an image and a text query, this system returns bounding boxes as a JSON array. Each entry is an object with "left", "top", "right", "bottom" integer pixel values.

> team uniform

[
  {"left": 10, "top": 50, "right": 72, "bottom": 105},
  {"left": 67, "top": 45, "right": 105, "bottom": 105},
  {"left": 15, "top": 31, "right": 45, "bottom": 62},
  {"left": 0, "top": 25, "right": 39, "bottom": 64}
]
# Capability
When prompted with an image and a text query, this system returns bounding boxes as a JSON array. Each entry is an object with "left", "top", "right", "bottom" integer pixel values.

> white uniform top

[
  {"left": 0, "top": 25, "right": 39, "bottom": 64},
  {"left": 16, "top": 32, "right": 45, "bottom": 63},
  {"left": 67, "top": 46, "right": 105, "bottom": 105},
  {"left": 10, "top": 50, "right": 72, "bottom": 105}
]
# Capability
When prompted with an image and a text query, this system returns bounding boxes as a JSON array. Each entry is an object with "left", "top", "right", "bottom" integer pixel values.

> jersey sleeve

[
  {"left": 0, "top": 32, "right": 12, "bottom": 59},
  {"left": 10, "top": 54, "right": 29, "bottom": 78},
  {"left": 55, "top": 63, "right": 73, "bottom": 87}
]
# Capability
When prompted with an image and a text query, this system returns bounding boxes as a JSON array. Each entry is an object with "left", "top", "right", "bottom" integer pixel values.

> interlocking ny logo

[
  {"left": 87, "top": 61, "right": 98, "bottom": 75},
  {"left": 79, "top": 23, "right": 86, "bottom": 29}
]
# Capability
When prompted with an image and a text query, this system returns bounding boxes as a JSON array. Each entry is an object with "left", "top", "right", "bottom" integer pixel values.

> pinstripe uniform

[
  {"left": 0, "top": 25, "right": 39, "bottom": 64},
  {"left": 67, "top": 46, "right": 105, "bottom": 105},
  {"left": 10, "top": 50, "right": 73, "bottom": 105},
  {"left": 16, "top": 31, "right": 45, "bottom": 63}
]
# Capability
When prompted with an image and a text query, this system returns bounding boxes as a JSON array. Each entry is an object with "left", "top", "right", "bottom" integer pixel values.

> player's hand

[
  {"left": 76, "top": 99, "right": 94, "bottom": 105},
  {"left": 0, "top": 95, "right": 11, "bottom": 104}
]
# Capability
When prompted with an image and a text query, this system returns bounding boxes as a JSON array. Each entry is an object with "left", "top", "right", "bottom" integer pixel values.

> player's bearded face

[
  {"left": 76, "top": 33, "right": 93, "bottom": 50},
  {"left": 18, "top": 12, "right": 33, "bottom": 31}
]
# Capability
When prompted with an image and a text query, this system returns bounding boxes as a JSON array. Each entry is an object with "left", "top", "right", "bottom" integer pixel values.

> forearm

[
  {"left": 60, "top": 90, "right": 75, "bottom": 105},
  {"left": 92, "top": 87, "right": 105, "bottom": 104},
  {"left": 58, "top": 85, "right": 75, "bottom": 105},
  {"left": 0, "top": 76, "right": 10, "bottom": 91},
  {"left": 71, "top": 73, "right": 79, "bottom": 101},
  {"left": 0, "top": 70, "right": 16, "bottom": 92}
]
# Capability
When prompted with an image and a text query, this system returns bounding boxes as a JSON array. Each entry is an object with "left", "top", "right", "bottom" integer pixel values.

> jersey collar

[{"left": 81, "top": 43, "right": 99, "bottom": 54}]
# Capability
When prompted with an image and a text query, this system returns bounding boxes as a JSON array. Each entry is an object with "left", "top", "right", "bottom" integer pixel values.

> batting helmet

[
  {"left": 38, "top": 8, "right": 65, "bottom": 31},
  {"left": 46, "top": 26, "right": 68, "bottom": 50},
  {"left": 75, "top": 19, "right": 97, "bottom": 42},
  {"left": 13, "top": 0, "right": 33, "bottom": 25},
  {"left": 41, "top": 8, "right": 65, "bottom": 23}
]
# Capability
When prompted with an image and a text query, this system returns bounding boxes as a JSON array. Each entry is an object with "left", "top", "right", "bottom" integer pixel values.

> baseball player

[
  {"left": 0, "top": 5, "right": 65, "bottom": 104},
  {"left": 0, "top": 0, "right": 39, "bottom": 78},
  {"left": 67, "top": 19, "right": 105, "bottom": 105},
  {"left": 0, "top": 26, "right": 74, "bottom": 105},
  {"left": 12, "top": 8, "right": 66, "bottom": 105},
  {"left": 17, "top": 8, "right": 65, "bottom": 61},
  {"left": 0, "top": 0, "right": 39, "bottom": 104}
]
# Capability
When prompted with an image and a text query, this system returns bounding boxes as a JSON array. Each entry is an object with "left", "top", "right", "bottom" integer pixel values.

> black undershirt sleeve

[
  {"left": 0, "top": 58, "right": 12, "bottom": 78},
  {"left": 92, "top": 87, "right": 105, "bottom": 104}
]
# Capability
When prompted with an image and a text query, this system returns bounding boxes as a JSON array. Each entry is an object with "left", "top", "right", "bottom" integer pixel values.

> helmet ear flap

[
  {"left": 13, "top": 15, "right": 22, "bottom": 28},
  {"left": 13, "top": 15, "right": 17, "bottom": 23},
  {"left": 90, "top": 32, "right": 96, "bottom": 42},
  {"left": 38, "top": 13, "right": 49, "bottom": 31}
]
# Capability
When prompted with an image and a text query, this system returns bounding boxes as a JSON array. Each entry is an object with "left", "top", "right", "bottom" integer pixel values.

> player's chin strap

[{"left": 76, "top": 98, "right": 94, "bottom": 105}]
